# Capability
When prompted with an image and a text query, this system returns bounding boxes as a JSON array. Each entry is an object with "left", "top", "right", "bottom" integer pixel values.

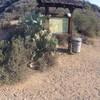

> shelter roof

[{"left": 37, "top": 0, "right": 83, "bottom": 9}]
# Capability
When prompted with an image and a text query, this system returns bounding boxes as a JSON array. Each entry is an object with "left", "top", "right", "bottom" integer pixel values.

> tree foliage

[{"left": 73, "top": 3, "right": 100, "bottom": 37}]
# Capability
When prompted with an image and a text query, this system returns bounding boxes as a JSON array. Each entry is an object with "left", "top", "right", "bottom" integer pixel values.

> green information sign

[{"left": 49, "top": 18, "right": 68, "bottom": 34}]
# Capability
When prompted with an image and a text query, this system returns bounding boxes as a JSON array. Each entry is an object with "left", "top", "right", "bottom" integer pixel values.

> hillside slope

[
  {"left": 0, "top": 0, "right": 34, "bottom": 21},
  {"left": 0, "top": 0, "right": 99, "bottom": 21}
]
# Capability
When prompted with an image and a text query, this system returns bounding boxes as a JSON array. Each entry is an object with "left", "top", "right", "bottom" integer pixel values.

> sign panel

[{"left": 49, "top": 18, "right": 68, "bottom": 34}]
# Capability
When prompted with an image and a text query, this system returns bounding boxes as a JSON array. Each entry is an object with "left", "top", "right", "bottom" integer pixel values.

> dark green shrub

[
  {"left": 6, "top": 37, "right": 35, "bottom": 83},
  {"left": 0, "top": 37, "right": 34, "bottom": 84},
  {"left": 0, "top": 40, "right": 12, "bottom": 84},
  {"left": 74, "top": 10, "right": 100, "bottom": 37},
  {"left": 0, "top": 41, "right": 4, "bottom": 64}
]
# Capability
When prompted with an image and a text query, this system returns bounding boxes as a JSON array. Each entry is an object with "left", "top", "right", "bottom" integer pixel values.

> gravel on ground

[{"left": 0, "top": 38, "right": 100, "bottom": 100}]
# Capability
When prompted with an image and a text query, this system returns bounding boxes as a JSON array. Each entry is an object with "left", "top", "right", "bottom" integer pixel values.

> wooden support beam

[
  {"left": 67, "top": 8, "right": 74, "bottom": 54},
  {"left": 45, "top": 7, "right": 49, "bottom": 15}
]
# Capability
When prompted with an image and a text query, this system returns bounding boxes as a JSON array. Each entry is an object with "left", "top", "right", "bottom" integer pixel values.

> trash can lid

[{"left": 72, "top": 37, "right": 82, "bottom": 42}]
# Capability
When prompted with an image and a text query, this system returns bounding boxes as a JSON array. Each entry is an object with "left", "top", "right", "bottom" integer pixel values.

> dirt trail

[{"left": 0, "top": 39, "right": 100, "bottom": 100}]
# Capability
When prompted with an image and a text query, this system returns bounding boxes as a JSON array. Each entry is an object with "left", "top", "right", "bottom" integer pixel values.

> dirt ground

[{"left": 0, "top": 38, "right": 100, "bottom": 100}]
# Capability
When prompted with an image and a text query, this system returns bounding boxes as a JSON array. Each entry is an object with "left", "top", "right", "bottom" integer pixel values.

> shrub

[
  {"left": 23, "top": 11, "right": 58, "bottom": 61},
  {"left": 0, "top": 37, "right": 34, "bottom": 84},
  {"left": 32, "top": 30, "right": 58, "bottom": 61},
  {"left": 74, "top": 10, "right": 100, "bottom": 37},
  {"left": 0, "top": 10, "right": 58, "bottom": 84},
  {"left": 0, "top": 40, "right": 12, "bottom": 84},
  {"left": 0, "top": 41, "right": 5, "bottom": 64}
]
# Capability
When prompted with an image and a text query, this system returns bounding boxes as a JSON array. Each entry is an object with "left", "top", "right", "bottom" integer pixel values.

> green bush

[
  {"left": 0, "top": 41, "right": 4, "bottom": 64},
  {"left": 0, "top": 40, "right": 12, "bottom": 84},
  {"left": 23, "top": 11, "right": 58, "bottom": 61},
  {"left": 0, "top": 37, "right": 34, "bottom": 84},
  {"left": 32, "top": 30, "right": 58, "bottom": 61},
  {"left": 6, "top": 38, "right": 29, "bottom": 83},
  {"left": 0, "top": 10, "right": 58, "bottom": 84},
  {"left": 74, "top": 10, "right": 100, "bottom": 37},
  {"left": 0, "top": 50, "right": 4, "bottom": 64}
]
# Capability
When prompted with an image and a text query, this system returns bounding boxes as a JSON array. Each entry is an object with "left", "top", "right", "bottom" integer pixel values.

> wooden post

[
  {"left": 45, "top": 6, "right": 49, "bottom": 15},
  {"left": 44, "top": 7, "right": 50, "bottom": 31},
  {"left": 67, "top": 8, "right": 74, "bottom": 54}
]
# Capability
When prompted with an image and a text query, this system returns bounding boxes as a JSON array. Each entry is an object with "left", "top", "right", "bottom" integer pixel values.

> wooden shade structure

[
  {"left": 37, "top": 0, "right": 83, "bottom": 8},
  {"left": 37, "top": 0, "right": 84, "bottom": 53}
]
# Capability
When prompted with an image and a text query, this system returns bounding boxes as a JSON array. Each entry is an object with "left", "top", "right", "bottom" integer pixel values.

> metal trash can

[{"left": 71, "top": 37, "right": 82, "bottom": 53}]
